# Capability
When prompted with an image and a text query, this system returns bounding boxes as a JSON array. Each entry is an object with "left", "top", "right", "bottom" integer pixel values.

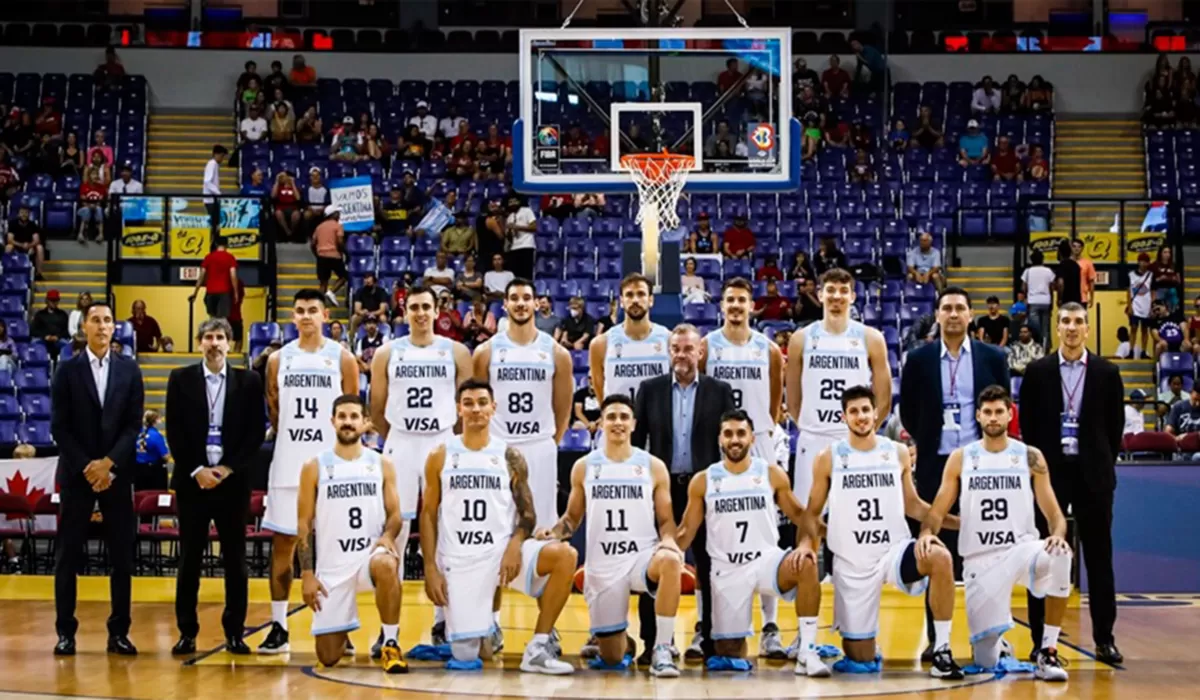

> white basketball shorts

[
  {"left": 439, "top": 538, "right": 552, "bottom": 643},
  {"left": 831, "top": 539, "right": 927, "bottom": 641},
  {"left": 383, "top": 428, "right": 453, "bottom": 521},
  {"left": 262, "top": 486, "right": 299, "bottom": 536},
  {"left": 710, "top": 546, "right": 797, "bottom": 640},
  {"left": 963, "top": 539, "right": 1072, "bottom": 645},
  {"left": 310, "top": 546, "right": 397, "bottom": 637},
  {"left": 584, "top": 546, "right": 658, "bottom": 636}
]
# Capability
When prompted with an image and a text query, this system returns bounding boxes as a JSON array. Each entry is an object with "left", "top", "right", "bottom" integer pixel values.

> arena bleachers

[{"left": 1144, "top": 128, "right": 1200, "bottom": 234}]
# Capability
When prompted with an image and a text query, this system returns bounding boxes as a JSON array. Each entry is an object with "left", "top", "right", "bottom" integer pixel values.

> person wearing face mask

[
  {"left": 899, "top": 286, "right": 1009, "bottom": 661},
  {"left": 555, "top": 296, "right": 594, "bottom": 350}
]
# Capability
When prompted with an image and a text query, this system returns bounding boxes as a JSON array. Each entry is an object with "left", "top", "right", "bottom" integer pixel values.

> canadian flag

[{"left": 0, "top": 457, "right": 57, "bottom": 531}]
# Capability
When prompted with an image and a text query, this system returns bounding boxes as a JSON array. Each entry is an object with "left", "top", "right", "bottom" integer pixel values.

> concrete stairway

[
  {"left": 953, "top": 264, "right": 1013, "bottom": 318},
  {"left": 145, "top": 110, "right": 232, "bottom": 194},
  {"left": 35, "top": 257, "right": 107, "bottom": 310},
  {"left": 1051, "top": 117, "right": 1148, "bottom": 239},
  {"left": 275, "top": 244, "right": 349, "bottom": 324}
]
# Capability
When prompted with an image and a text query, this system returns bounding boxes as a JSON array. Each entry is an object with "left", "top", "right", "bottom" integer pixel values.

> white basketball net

[{"left": 622, "top": 153, "right": 695, "bottom": 231}]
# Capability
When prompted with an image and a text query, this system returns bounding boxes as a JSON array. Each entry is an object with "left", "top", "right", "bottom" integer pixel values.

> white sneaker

[
  {"left": 520, "top": 641, "right": 574, "bottom": 675},
  {"left": 784, "top": 637, "right": 800, "bottom": 660},
  {"left": 488, "top": 626, "right": 504, "bottom": 654},
  {"left": 579, "top": 634, "right": 600, "bottom": 659},
  {"left": 758, "top": 623, "right": 787, "bottom": 659},
  {"left": 324, "top": 290, "right": 338, "bottom": 307},
  {"left": 1034, "top": 648, "right": 1069, "bottom": 682},
  {"left": 649, "top": 644, "right": 680, "bottom": 678},
  {"left": 794, "top": 650, "right": 831, "bottom": 677},
  {"left": 684, "top": 629, "right": 704, "bottom": 660}
]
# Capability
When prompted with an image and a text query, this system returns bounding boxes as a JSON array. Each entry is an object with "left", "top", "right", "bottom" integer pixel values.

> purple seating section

[{"left": 1145, "top": 129, "right": 1200, "bottom": 234}]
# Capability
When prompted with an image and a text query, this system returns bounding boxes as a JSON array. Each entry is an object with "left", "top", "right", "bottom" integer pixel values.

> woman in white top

[
  {"left": 681, "top": 257, "right": 708, "bottom": 304},
  {"left": 68, "top": 291, "right": 93, "bottom": 338},
  {"left": 1020, "top": 250, "right": 1056, "bottom": 347}
]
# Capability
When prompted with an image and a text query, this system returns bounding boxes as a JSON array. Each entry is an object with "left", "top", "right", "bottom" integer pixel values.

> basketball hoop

[{"left": 621, "top": 150, "right": 695, "bottom": 231}]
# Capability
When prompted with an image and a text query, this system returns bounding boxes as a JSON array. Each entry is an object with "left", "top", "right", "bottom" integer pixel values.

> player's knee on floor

[
  {"left": 452, "top": 638, "right": 482, "bottom": 662},
  {"left": 843, "top": 638, "right": 877, "bottom": 663},
  {"left": 972, "top": 635, "right": 1002, "bottom": 669},
  {"left": 713, "top": 638, "right": 746, "bottom": 658},
  {"left": 596, "top": 630, "right": 630, "bottom": 665},
  {"left": 315, "top": 635, "right": 346, "bottom": 667}
]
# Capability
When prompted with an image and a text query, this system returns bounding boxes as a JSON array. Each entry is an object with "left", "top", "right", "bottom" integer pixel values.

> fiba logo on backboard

[
  {"left": 537, "top": 126, "right": 560, "bottom": 146},
  {"left": 748, "top": 123, "right": 776, "bottom": 160},
  {"left": 534, "top": 124, "right": 561, "bottom": 173}
]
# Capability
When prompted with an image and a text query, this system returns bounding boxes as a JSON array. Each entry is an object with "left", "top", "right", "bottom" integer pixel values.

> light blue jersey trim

[
  {"left": 970, "top": 623, "right": 1014, "bottom": 645},
  {"left": 448, "top": 624, "right": 499, "bottom": 643},
  {"left": 771, "top": 547, "right": 799, "bottom": 602},
  {"left": 312, "top": 621, "right": 361, "bottom": 636},
  {"left": 839, "top": 629, "right": 880, "bottom": 641},
  {"left": 261, "top": 520, "right": 297, "bottom": 536},
  {"left": 892, "top": 539, "right": 929, "bottom": 597},
  {"left": 590, "top": 622, "right": 629, "bottom": 636}
]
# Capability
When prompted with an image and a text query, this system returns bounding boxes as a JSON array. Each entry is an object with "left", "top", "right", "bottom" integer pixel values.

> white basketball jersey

[
  {"left": 384, "top": 336, "right": 458, "bottom": 435},
  {"left": 958, "top": 439, "right": 1039, "bottom": 558},
  {"left": 436, "top": 435, "right": 514, "bottom": 568},
  {"left": 489, "top": 330, "right": 557, "bottom": 444},
  {"left": 313, "top": 448, "right": 386, "bottom": 587},
  {"left": 704, "top": 328, "right": 774, "bottom": 434},
  {"left": 826, "top": 437, "right": 911, "bottom": 569},
  {"left": 799, "top": 319, "right": 872, "bottom": 437},
  {"left": 271, "top": 338, "right": 345, "bottom": 488},
  {"left": 603, "top": 323, "right": 670, "bottom": 401},
  {"left": 704, "top": 458, "right": 778, "bottom": 573},
  {"left": 583, "top": 447, "right": 659, "bottom": 578}
]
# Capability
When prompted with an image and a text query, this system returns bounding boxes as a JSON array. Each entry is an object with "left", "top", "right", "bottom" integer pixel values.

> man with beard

[
  {"left": 921, "top": 384, "right": 1072, "bottom": 681},
  {"left": 699, "top": 277, "right": 787, "bottom": 658},
  {"left": 369, "top": 285, "right": 472, "bottom": 653},
  {"left": 590, "top": 273, "right": 671, "bottom": 404},
  {"left": 472, "top": 278, "right": 574, "bottom": 651},
  {"left": 295, "top": 395, "right": 407, "bottom": 673},
  {"left": 674, "top": 410, "right": 821, "bottom": 675},
  {"left": 800, "top": 385, "right": 962, "bottom": 678}
]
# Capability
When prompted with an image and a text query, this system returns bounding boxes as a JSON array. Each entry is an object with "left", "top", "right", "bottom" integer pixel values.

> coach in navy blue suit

[
  {"left": 50, "top": 300, "right": 145, "bottom": 656},
  {"left": 900, "top": 285, "right": 1009, "bottom": 654}
]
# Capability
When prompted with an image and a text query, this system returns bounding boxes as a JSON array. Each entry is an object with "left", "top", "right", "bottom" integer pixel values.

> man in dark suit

[
  {"left": 900, "top": 285, "right": 1009, "bottom": 656},
  {"left": 632, "top": 323, "right": 736, "bottom": 660},
  {"left": 50, "top": 300, "right": 145, "bottom": 656},
  {"left": 1019, "top": 301, "right": 1124, "bottom": 664},
  {"left": 166, "top": 317, "right": 266, "bottom": 656}
]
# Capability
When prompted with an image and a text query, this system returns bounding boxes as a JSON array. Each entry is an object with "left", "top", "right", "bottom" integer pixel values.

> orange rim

[{"left": 620, "top": 150, "right": 696, "bottom": 184}]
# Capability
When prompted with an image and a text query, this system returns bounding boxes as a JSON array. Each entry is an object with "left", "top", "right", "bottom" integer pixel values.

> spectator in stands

[
  {"left": 30, "top": 133, "right": 60, "bottom": 177},
  {"left": 975, "top": 296, "right": 1010, "bottom": 347},
  {"left": 991, "top": 135, "right": 1021, "bottom": 181},
  {"left": 685, "top": 213, "right": 718, "bottom": 254},
  {"left": 796, "top": 85, "right": 827, "bottom": 125},
  {"left": 752, "top": 280, "right": 791, "bottom": 321},
  {"left": 1158, "top": 373, "right": 1186, "bottom": 418},
  {"left": 800, "top": 112, "right": 821, "bottom": 161},
  {"left": 423, "top": 250, "right": 457, "bottom": 298},
  {"left": 0, "top": 152, "right": 18, "bottom": 202},
  {"left": 239, "top": 105, "right": 268, "bottom": 144},
  {"left": 328, "top": 320, "right": 351, "bottom": 351},
  {"left": 78, "top": 169, "right": 108, "bottom": 243},
  {"left": 822, "top": 54, "right": 851, "bottom": 98},
  {"left": 681, "top": 257, "right": 708, "bottom": 303},
  {"left": 704, "top": 120, "right": 737, "bottom": 158},
  {"left": 448, "top": 140, "right": 478, "bottom": 182},
  {"left": 794, "top": 57, "right": 820, "bottom": 95},
  {"left": 824, "top": 116, "right": 850, "bottom": 149},
  {"left": 241, "top": 167, "right": 268, "bottom": 197},
  {"left": 793, "top": 278, "right": 823, "bottom": 326},
  {"left": 1124, "top": 389, "right": 1146, "bottom": 436},
  {"left": 409, "top": 101, "right": 438, "bottom": 141},
  {"left": 295, "top": 106, "right": 323, "bottom": 144},
  {"left": 5, "top": 111, "right": 35, "bottom": 159},
  {"left": 434, "top": 291, "right": 464, "bottom": 341},
  {"left": 789, "top": 250, "right": 816, "bottom": 283},
  {"left": 67, "top": 291, "right": 92, "bottom": 338},
  {"left": 239, "top": 76, "right": 261, "bottom": 110},
  {"left": 849, "top": 149, "right": 875, "bottom": 184},
  {"left": 0, "top": 319, "right": 14, "bottom": 372},
  {"left": 462, "top": 299, "right": 497, "bottom": 349},
  {"left": 1071, "top": 239, "right": 1097, "bottom": 306},
  {"left": 717, "top": 58, "right": 743, "bottom": 94},
  {"left": 269, "top": 103, "right": 295, "bottom": 143},
  {"left": 483, "top": 253, "right": 513, "bottom": 302},
  {"left": 1023, "top": 75, "right": 1053, "bottom": 112},
  {"left": 1021, "top": 250, "right": 1055, "bottom": 345},
  {"left": 6, "top": 205, "right": 46, "bottom": 279},
  {"left": 849, "top": 38, "right": 886, "bottom": 96},
  {"left": 303, "top": 167, "right": 329, "bottom": 224},
  {"left": 556, "top": 296, "right": 594, "bottom": 350},
  {"left": 913, "top": 105, "right": 944, "bottom": 149},
  {"left": 252, "top": 337, "right": 281, "bottom": 382},
  {"left": 1178, "top": 80, "right": 1199, "bottom": 127},
  {"left": 905, "top": 231, "right": 943, "bottom": 289},
  {"left": 504, "top": 194, "right": 538, "bottom": 280},
  {"left": 1151, "top": 246, "right": 1182, "bottom": 312},
  {"left": 262, "top": 60, "right": 287, "bottom": 97},
  {"left": 745, "top": 67, "right": 769, "bottom": 118},
  {"left": 440, "top": 211, "right": 476, "bottom": 256},
  {"left": 814, "top": 236, "right": 849, "bottom": 274},
  {"left": 1006, "top": 324, "right": 1043, "bottom": 376},
  {"left": 356, "top": 316, "right": 386, "bottom": 380},
  {"left": 851, "top": 122, "right": 874, "bottom": 152},
  {"left": 971, "top": 75, "right": 1001, "bottom": 115},
  {"left": 31, "top": 289, "right": 68, "bottom": 353},
  {"left": 1054, "top": 239, "right": 1083, "bottom": 307},
  {"left": 456, "top": 255, "right": 484, "bottom": 302},
  {"left": 1024, "top": 144, "right": 1048, "bottom": 182},
  {"left": 722, "top": 213, "right": 755, "bottom": 259},
  {"left": 389, "top": 274, "right": 413, "bottom": 323},
  {"left": 1114, "top": 326, "right": 1132, "bottom": 359},
  {"left": 438, "top": 104, "right": 466, "bottom": 140},
  {"left": 888, "top": 118, "right": 910, "bottom": 151},
  {"left": 87, "top": 128, "right": 113, "bottom": 166},
  {"left": 595, "top": 298, "right": 620, "bottom": 336},
  {"left": 756, "top": 255, "right": 784, "bottom": 282},
  {"left": 331, "top": 117, "right": 364, "bottom": 163},
  {"left": 94, "top": 46, "right": 125, "bottom": 88},
  {"left": 350, "top": 272, "right": 389, "bottom": 337},
  {"left": 477, "top": 198, "right": 506, "bottom": 267},
  {"left": 376, "top": 185, "right": 408, "bottom": 239},
  {"left": 573, "top": 374, "right": 601, "bottom": 434},
  {"left": 190, "top": 235, "right": 240, "bottom": 317},
  {"left": 271, "top": 170, "right": 302, "bottom": 241},
  {"left": 128, "top": 300, "right": 163, "bottom": 353},
  {"left": 1144, "top": 73, "right": 1176, "bottom": 127},
  {"left": 1000, "top": 75, "right": 1026, "bottom": 113},
  {"left": 86, "top": 150, "right": 111, "bottom": 187},
  {"left": 203, "top": 145, "right": 228, "bottom": 237},
  {"left": 957, "top": 119, "right": 990, "bottom": 165},
  {"left": 35, "top": 99, "right": 61, "bottom": 138},
  {"left": 574, "top": 193, "right": 605, "bottom": 220},
  {"left": 236, "top": 60, "right": 258, "bottom": 94},
  {"left": 60, "top": 132, "right": 84, "bottom": 176},
  {"left": 1165, "top": 385, "right": 1200, "bottom": 439},
  {"left": 288, "top": 54, "right": 316, "bottom": 88},
  {"left": 397, "top": 170, "right": 425, "bottom": 228},
  {"left": 534, "top": 294, "right": 561, "bottom": 335},
  {"left": 109, "top": 163, "right": 143, "bottom": 202},
  {"left": 361, "top": 123, "right": 384, "bottom": 161},
  {"left": 1176, "top": 57, "right": 1195, "bottom": 86},
  {"left": 1151, "top": 300, "right": 1189, "bottom": 358},
  {"left": 1186, "top": 296, "right": 1200, "bottom": 348}
]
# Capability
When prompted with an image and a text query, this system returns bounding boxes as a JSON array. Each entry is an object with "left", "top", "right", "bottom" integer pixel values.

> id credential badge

[{"left": 1060, "top": 412, "right": 1080, "bottom": 453}]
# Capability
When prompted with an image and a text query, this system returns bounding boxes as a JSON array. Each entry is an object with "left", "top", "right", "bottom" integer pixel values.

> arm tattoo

[
  {"left": 551, "top": 517, "right": 576, "bottom": 540},
  {"left": 1029, "top": 447, "right": 1048, "bottom": 475},
  {"left": 297, "top": 531, "right": 315, "bottom": 571},
  {"left": 506, "top": 447, "right": 536, "bottom": 540}
]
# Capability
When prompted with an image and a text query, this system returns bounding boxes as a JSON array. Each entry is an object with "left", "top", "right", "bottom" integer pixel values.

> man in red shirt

[
  {"left": 717, "top": 58, "right": 743, "bottom": 94},
  {"left": 563, "top": 124, "right": 590, "bottom": 157},
  {"left": 128, "top": 299, "right": 164, "bottom": 353},
  {"left": 78, "top": 169, "right": 108, "bottom": 243},
  {"left": 990, "top": 135, "right": 1021, "bottom": 181},
  {"left": 755, "top": 255, "right": 784, "bottom": 282},
  {"left": 34, "top": 99, "right": 62, "bottom": 137},
  {"left": 188, "top": 236, "right": 239, "bottom": 319},
  {"left": 753, "top": 280, "right": 792, "bottom": 321},
  {"left": 722, "top": 214, "right": 756, "bottom": 259}
]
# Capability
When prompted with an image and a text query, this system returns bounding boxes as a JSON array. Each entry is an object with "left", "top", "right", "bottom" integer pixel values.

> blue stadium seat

[
  {"left": 1158, "top": 352, "right": 1193, "bottom": 378},
  {"left": 0, "top": 420, "right": 16, "bottom": 444},
  {"left": 346, "top": 235, "right": 374, "bottom": 255},
  {"left": 559, "top": 428, "right": 592, "bottom": 451},
  {"left": 19, "top": 393, "right": 50, "bottom": 419},
  {"left": 20, "top": 420, "right": 52, "bottom": 447},
  {"left": 114, "top": 321, "right": 134, "bottom": 350},
  {"left": 0, "top": 394, "right": 18, "bottom": 419},
  {"left": 19, "top": 344, "right": 49, "bottom": 368},
  {"left": 13, "top": 368, "right": 50, "bottom": 395},
  {"left": 283, "top": 324, "right": 300, "bottom": 343},
  {"left": 682, "top": 303, "right": 719, "bottom": 326}
]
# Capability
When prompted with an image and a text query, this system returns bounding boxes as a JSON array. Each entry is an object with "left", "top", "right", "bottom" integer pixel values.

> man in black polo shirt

[
  {"left": 350, "top": 272, "right": 390, "bottom": 337},
  {"left": 555, "top": 295, "right": 594, "bottom": 351},
  {"left": 6, "top": 205, "right": 46, "bottom": 279},
  {"left": 378, "top": 186, "right": 407, "bottom": 239}
]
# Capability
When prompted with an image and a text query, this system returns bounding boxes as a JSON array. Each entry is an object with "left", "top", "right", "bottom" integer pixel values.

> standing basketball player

[
  {"left": 590, "top": 273, "right": 670, "bottom": 403},
  {"left": 786, "top": 268, "right": 892, "bottom": 507},
  {"left": 370, "top": 284, "right": 472, "bottom": 651},
  {"left": 920, "top": 385, "right": 1071, "bottom": 681},
  {"left": 675, "top": 409, "right": 823, "bottom": 676},
  {"left": 260, "top": 289, "right": 358, "bottom": 654},
  {"left": 700, "top": 277, "right": 787, "bottom": 658},
  {"left": 420, "top": 379, "right": 578, "bottom": 675},
  {"left": 538, "top": 394, "right": 683, "bottom": 677},
  {"left": 800, "top": 385, "right": 962, "bottom": 679},
  {"left": 295, "top": 395, "right": 406, "bottom": 673}
]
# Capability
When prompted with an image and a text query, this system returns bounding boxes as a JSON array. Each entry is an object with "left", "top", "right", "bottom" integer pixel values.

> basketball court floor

[{"left": 1, "top": 575, "right": 1194, "bottom": 699}]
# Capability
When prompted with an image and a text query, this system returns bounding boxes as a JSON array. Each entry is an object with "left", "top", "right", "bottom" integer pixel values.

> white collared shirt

[
  {"left": 204, "top": 361, "right": 228, "bottom": 428},
  {"left": 86, "top": 346, "right": 111, "bottom": 408}
]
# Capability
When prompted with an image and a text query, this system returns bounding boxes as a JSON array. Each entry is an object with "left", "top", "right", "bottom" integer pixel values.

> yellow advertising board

[
  {"left": 120, "top": 195, "right": 263, "bottom": 261},
  {"left": 168, "top": 227, "right": 261, "bottom": 261},
  {"left": 1029, "top": 231, "right": 1165, "bottom": 264},
  {"left": 119, "top": 226, "right": 166, "bottom": 258}
]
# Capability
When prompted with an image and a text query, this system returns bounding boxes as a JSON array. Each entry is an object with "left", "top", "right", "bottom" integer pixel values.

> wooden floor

[{"left": 0, "top": 576, "right": 1196, "bottom": 699}]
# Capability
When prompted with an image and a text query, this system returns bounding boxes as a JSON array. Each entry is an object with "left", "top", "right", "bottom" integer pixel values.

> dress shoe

[
  {"left": 1095, "top": 642, "right": 1123, "bottom": 665},
  {"left": 53, "top": 635, "right": 76, "bottom": 656},
  {"left": 225, "top": 637, "right": 251, "bottom": 655},
  {"left": 107, "top": 635, "right": 138, "bottom": 655},
  {"left": 172, "top": 636, "right": 196, "bottom": 655}
]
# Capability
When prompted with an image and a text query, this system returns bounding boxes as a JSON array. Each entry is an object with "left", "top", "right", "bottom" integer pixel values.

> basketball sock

[
  {"left": 532, "top": 633, "right": 549, "bottom": 647},
  {"left": 382, "top": 623, "right": 399, "bottom": 644},
  {"left": 271, "top": 601, "right": 289, "bottom": 629},
  {"left": 760, "top": 595, "right": 778, "bottom": 628},
  {"left": 933, "top": 620, "right": 951, "bottom": 651},
  {"left": 655, "top": 616, "right": 675, "bottom": 647},
  {"left": 1042, "top": 625, "right": 1061, "bottom": 651},
  {"left": 434, "top": 606, "right": 446, "bottom": 626},
  {"left": 493, "top": 610, "right": 501, "bottom": 627},
  {"left": 799, "top": 617, "right": 818, "bottom": 652},
  {"left": 695, "top": 589, "right": 704, "bottom": 622}
]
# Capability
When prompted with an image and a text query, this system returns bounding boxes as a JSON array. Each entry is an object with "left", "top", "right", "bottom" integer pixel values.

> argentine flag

[
  {"left": 415, "top": 197, "right": 454, "bottom": 236},
  {"left": 1111, "top": 201, "right": 1168, "bottom": 233}
]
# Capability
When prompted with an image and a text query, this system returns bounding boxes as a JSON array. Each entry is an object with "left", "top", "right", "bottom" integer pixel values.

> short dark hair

[
  {"left": 1058, "top": 301, "right": 1087, "bottom": 320},
  {"left": 213, "top": 235, "right": 228, "bottom": 249},
  {"left": 986, "top": 295, "right": 1000, "bottom": 305},
  {"left": 818, "top": 267, "right": 855, "bottom": 288},
  {"left": 719, "top": 408, "right": 755, "bottom": 431},
  {"left": 197, "top": 317, "right": 233, "bottom": 340},
  {"left": 457, "top": 377, "right": 494, "bottom": 401},
  {"left": 293, "top": 289, "right": 326, "bottom": 306},
  {"left": 937, "top": 285, "right": 971, "bottom": 308},
  {"left": 244, "top": 60, "right": 256, "bottom": 70},
  {"left": 721, "top": 277, "right": 754, "bottom": 296},
  {"left": 619, "top": 273, "right": 652, "bottom": 294},
  {"left": 406, "top": 284, "right": 436, "bottom": 306},
  {"left": 1031, "top": 251, "right": 1044, "bottom": 266},
  {"left": 212, "top": 144, "right": 228, "bottom": 156},
  {"left": 85, "top": 299, "right": 113, "bottom": 320},
  {"left": 505, "top": 277, "right": 535, "bottom": 297},
  {"left": 840, "top": 384, "right": 876, "bottom": 410},
  {"left": 601, "top": 394, "right": 635, "bottom": 414},
  {"left": 976, "top": 384, "right": 1012, "bottom": 408},
  {"left": 332, "top": 394, "right": 366, "bottom": 415}
]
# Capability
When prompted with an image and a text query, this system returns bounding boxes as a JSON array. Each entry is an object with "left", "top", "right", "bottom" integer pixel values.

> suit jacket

[
  {"left": 1018, "top": 351, "right": 1123, "bottom": 492},
  {"left": 900, "top": 338, "right": 1010, "bottom": 475},
  {"left": 165, "top": 363, "right": 266, "bottom": 494},
  {"left": 631, "top": 374, "right": 736, "bottom": 472},
  {"left": 50, "top": 350, "right": 144, "bottom": 493}
]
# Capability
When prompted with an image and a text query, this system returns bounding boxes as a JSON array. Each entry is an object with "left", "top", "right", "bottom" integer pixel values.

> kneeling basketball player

[
  {"left": 420, "top": 379, "right": 577, "bottom": 675},
  {"left": 295, "top": 395, "right": 406, "bottom": 673}
]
